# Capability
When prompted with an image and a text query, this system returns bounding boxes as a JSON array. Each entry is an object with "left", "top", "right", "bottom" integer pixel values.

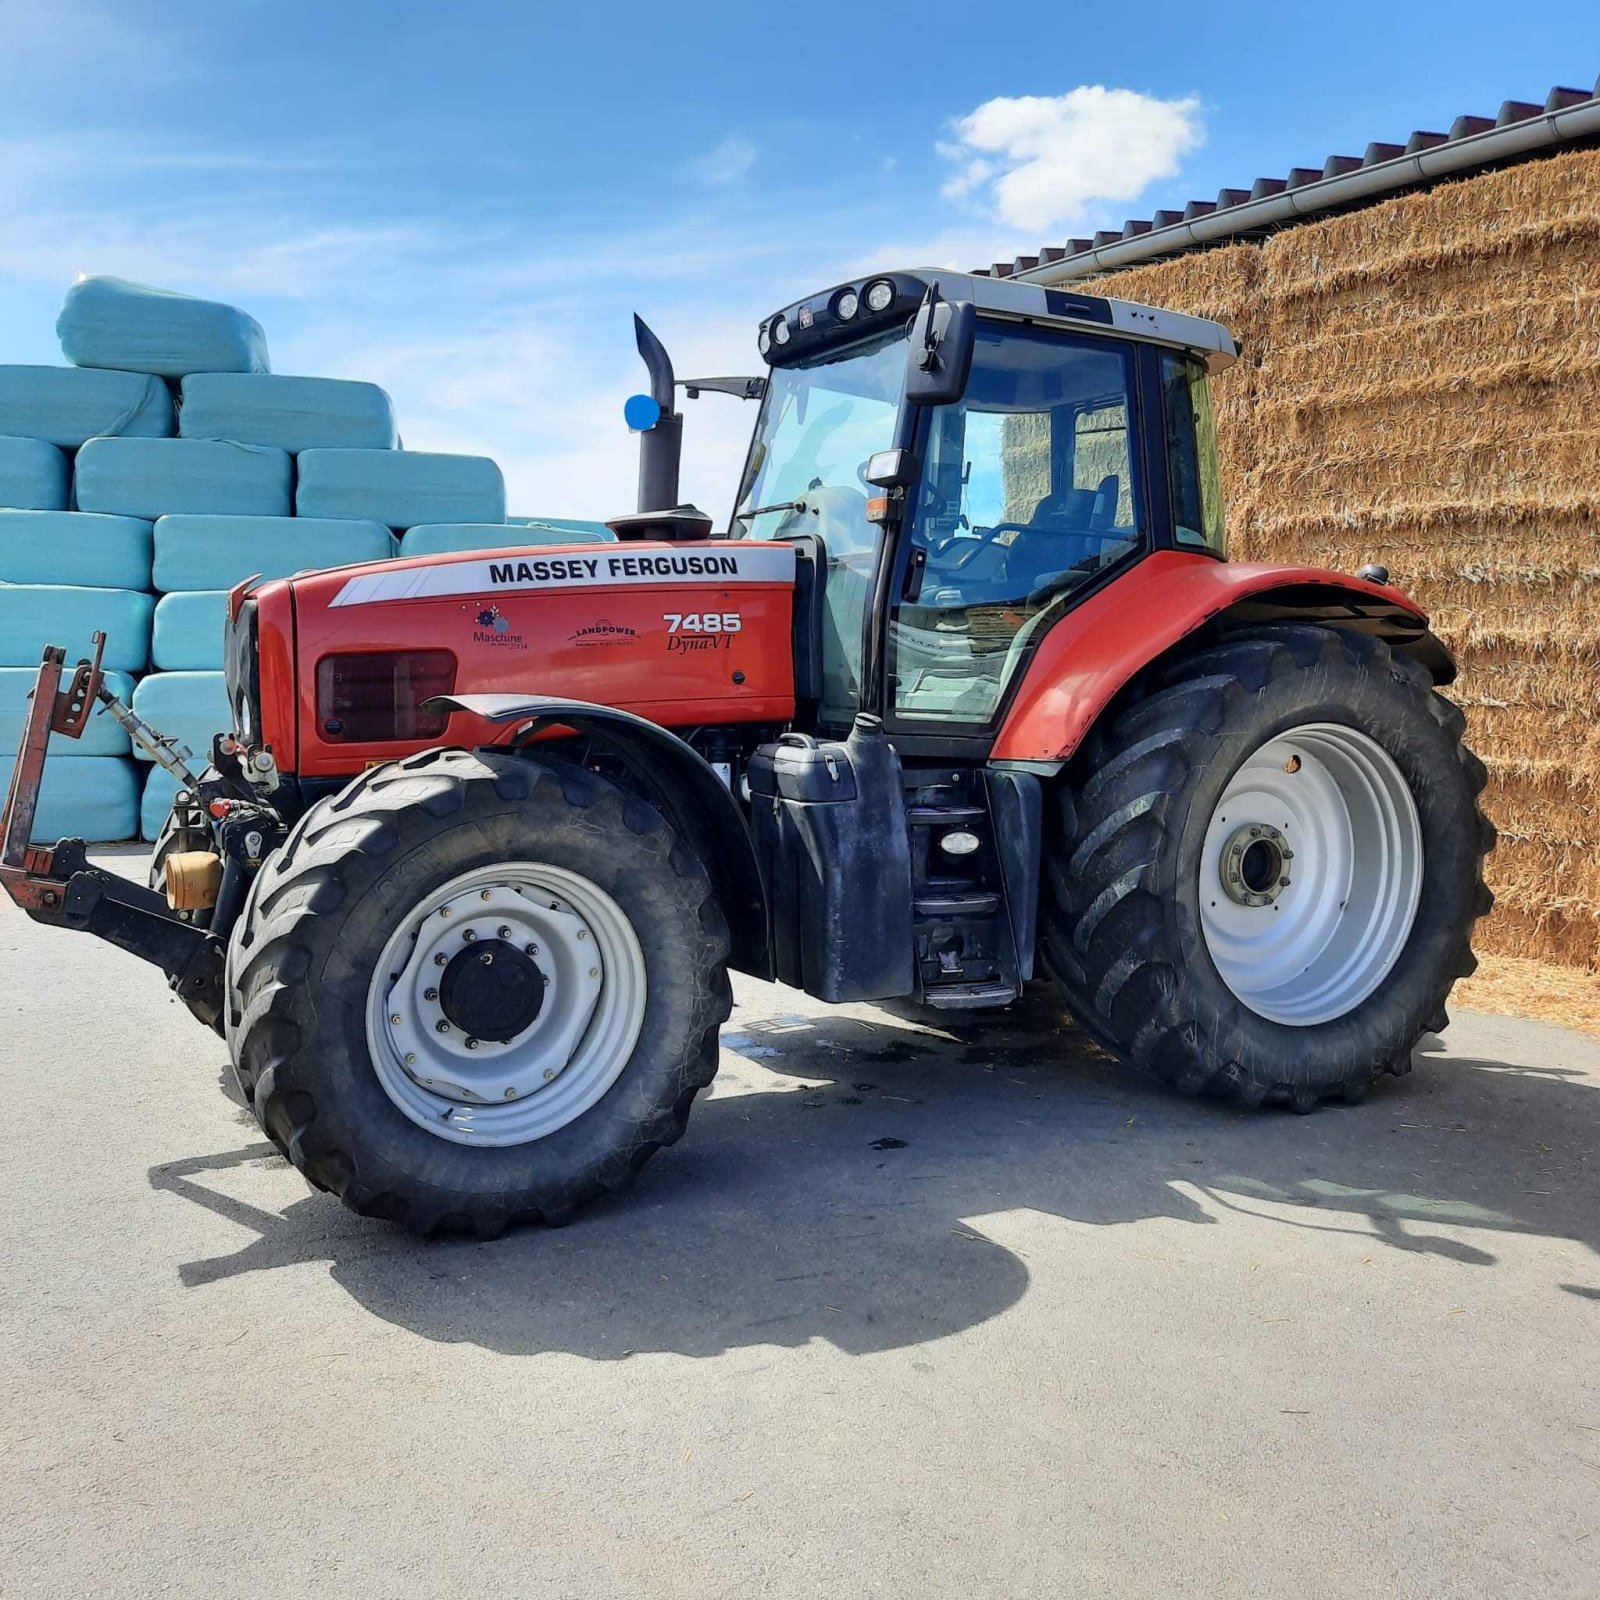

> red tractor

[{"left": 1, "top": 273, "right": 1494, "bottom": 1235}]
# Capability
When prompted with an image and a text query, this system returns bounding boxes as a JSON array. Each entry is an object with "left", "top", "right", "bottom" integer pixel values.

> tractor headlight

[
  {"left": 835, "top": 288, "right": 859, "bottom": 321},
  {"left": 864, "top": 279, "right": 895, "bottom": 313},
  {"left": 758, "top": 324, "right": 771, "bottom": 356},
  {"left": 772, "top": 316, "right": 791, "bottom": 347}
]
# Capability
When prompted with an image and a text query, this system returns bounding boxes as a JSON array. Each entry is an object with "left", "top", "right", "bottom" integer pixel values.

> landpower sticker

[{"left": 330, "top": 544, "right": 796, "bottom": 606}]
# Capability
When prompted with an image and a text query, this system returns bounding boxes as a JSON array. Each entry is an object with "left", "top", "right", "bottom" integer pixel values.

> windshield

[
  {"left": 734, "top": 327, "right": 905, "bottom": 551},
  {"left": 734, "top": 327, "right": 905, "bottom": 723}
]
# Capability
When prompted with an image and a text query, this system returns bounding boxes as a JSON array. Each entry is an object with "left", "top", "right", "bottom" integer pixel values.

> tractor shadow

[{"left": 150, "top": 986, "right": 1600, "bottom": 1359}]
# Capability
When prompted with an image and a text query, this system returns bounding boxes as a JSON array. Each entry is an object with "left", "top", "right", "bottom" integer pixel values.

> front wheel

[
  {"left": 225, "top": 748, "right": 732, "bottom": 1236},
  {"left": 1042, "top": 625, "right": 1495, "bottom": 1109}
]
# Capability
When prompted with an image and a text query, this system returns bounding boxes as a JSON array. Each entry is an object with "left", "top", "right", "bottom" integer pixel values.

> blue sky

[{"left": 0, "top": 1, "right": 1595, "bottom": 521}]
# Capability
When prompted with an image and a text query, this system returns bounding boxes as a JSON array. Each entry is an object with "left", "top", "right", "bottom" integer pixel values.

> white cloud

[
  {"left": 686, "top": 136, "right": 758, "bottom": 187},
  {"left": 940, "top": 86, "right": 1203, "bottom": 233}
]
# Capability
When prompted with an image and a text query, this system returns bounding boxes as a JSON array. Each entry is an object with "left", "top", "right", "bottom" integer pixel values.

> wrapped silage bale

[
  {"left": 0, "top": 584, "right": 152, "bottom": 671},
  {"left": 152, "top": 591, "right": 227, "bottom": 670},
  {"left": 75, "top": 437, "right": 291, "bottom": 520},
  {"left": 401, "top": 521, "right": 611, "bottom": 556},
  {"left": 57, "top": 276, "right": 269, "bottom": 377},
  {"left": 0, "top": 436, "right": 69, "bottom": 510},
  {"left": 0, "top": 667, "right": 135, "bottom": 756},
  {"left": 152, "top": 514, "right": 394, "bottom": 592},
  {"left": 296, "top": 448, "right": 505, "bottom": 529},
  {"left": 21, "top": 755, "right": 139, "bottom": 845},
  {"left": 507, "top": 515, "right": 613, "bottom": 541},
  {"left": 0, "top": 510, "right": 152, "bottom": 590},
  {"left": 181, "top": 373, "right": 398, "bottom": 453},
  {"left": 140, "top": 765, "right": 183, "bottom": 842},
  {"left": 0, "top": 365, "right": 174, "bottom": 446},
  {"left": 129, "top": 671, "right": 231, "bottom": 764}
]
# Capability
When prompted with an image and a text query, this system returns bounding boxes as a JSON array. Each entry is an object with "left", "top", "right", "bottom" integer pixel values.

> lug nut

[
  {"left": 481, "top": 890, "right": 492, "bottom": 901},
  {"left": 466, "top": 1038, "right": 479, "bottom": 1051},
  {"left": 589, "top": 967, "right": 599, "bottom": 979},
  {"left": 390, "top": 1013, "right": 402, "bottom": 1025},
  {"left": 435, "top": 1020, "right": 451, "bottom": 1033},
  {"left": 404, "top": 1053, "right": 416, "bottom": 1066},
  {"left": 542, "top": 1068, "right": 556, "bottom": 1081},
  {"left": 424, "top": 988, "right": 438, "bottom": 1002},
  {"left": 504, "top": 1087, "right": 517, "bottom": 1100},
  {"left": 526, "top": 944, "right": 539, "bottom": 957},
  {"left": 434, "top": 952, "right": 448, "bottom": 967},
  {"left": 497, "top": 926, "right": 512, "bottom": 939},
  {"left": 440, "top": 906, "right": 451, "bottom": 918},
  {"left": 463, "top": 929, "right": 477, "bottom": 943},
  {"left": 577, "top": 929, "right": 589, "bottom": 942}
]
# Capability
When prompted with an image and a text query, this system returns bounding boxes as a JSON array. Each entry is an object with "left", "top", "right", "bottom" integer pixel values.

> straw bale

[
  {"left": 1262, "top": 290, "right": 1600, "bottom": 396},
  {"left": 1263, "top": 148, "right": 1600, "bottom": 297}
]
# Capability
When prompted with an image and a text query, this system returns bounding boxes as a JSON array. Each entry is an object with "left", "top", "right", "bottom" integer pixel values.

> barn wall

[{"left": 1074, "top": 147, "right": 1600, "bottom": 969}]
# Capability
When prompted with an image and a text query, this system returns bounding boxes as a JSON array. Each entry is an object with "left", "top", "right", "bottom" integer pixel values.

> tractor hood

[{"left": 234, "top": 540, "right": 798, "bottom": 781}]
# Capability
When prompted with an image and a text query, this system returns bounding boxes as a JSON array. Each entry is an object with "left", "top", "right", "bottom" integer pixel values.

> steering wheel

[{"left": 924, "top": 520, "right": 1022, "bottom": 568}]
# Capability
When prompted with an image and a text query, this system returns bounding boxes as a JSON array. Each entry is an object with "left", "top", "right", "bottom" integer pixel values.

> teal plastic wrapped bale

[
  {"left": 401, "top": 521, "right": 612, "bottom": 556},
  {"left": 0, "top": 436, "right": 69, "bottom": 511},
  {"left": 181, "top": 373, "right": 398, "bottom": 453},
  {"left": 0, "top": 510, "right": 152, "bottom": 590},
  {"left": 57, "top": 276, "right": 269, "bottom": 378},
  {"left": 75, "top": 437, "right": 291, "bottom": 521},
  {"left": 129, "top": 671, "right": 231, "bottom": 764},
  {"left": 296, "top": 448, "right": 505, "bottom": 530},
  {"left": 0, "top": 668, "right": 135, "bottom": 756},
  {"left": 0, "top": 365, "right": 174, "bottom": 447},
  {"left": 152, "top": 514, "right": 394, "bottom": 592},
  {"left": 152, "top": 590, "right": 227, "bottom": 670},
  {"left": 0, "top": 584, "right": 152, "bottom": 671},
  {"left": 22, "top": 755, "right": 139, "bottom": 845},
  {"left": 508, "top": 515, "right": 614, "bottom": 541},
  {"left": 140, "top": 765, "right": 183, "bottom": 842}
]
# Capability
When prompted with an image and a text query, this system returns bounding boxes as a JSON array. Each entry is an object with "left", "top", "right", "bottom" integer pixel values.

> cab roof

[{"left": 761, "top": 268, "right": 1239, "bottom": 375}]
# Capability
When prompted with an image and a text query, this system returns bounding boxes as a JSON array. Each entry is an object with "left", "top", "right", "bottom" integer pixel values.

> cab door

[{"left": 885, "top": 322, "right": 1148, "bottom": 734}]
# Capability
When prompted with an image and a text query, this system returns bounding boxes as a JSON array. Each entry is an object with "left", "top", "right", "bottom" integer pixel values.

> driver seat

[{"left": 1001, "top": 482, "right": 1115, "bottom": 592}]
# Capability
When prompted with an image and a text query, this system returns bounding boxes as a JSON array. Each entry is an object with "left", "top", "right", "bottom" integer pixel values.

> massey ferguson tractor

[{"left": 1, "top": 272, "right": 1494, "bottom": 1236}]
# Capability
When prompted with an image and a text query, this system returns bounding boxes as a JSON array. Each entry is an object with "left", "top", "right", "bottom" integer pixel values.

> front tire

[
  {"left": 225, "top": 748, "right": 732, "bottom": 1236},
  {"left": 1042, "top": 625, "right": 1494, "bottom": 1109}
]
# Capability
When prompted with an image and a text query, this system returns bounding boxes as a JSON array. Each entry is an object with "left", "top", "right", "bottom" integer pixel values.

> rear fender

[
  {"left": 425, "top": 693, "right": 770, "bottom": 979},
  {"left": 991, "top": 551, "right": 1454, "bottom": 764}
]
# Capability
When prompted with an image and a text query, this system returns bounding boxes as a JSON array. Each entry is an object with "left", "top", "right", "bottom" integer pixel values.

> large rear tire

[
  {"left": 1041, "top": 625, "right": 1495, "bottom": 1109},
  {"left": 225, "top": 747, "right": 732, "bottom": 1236}
]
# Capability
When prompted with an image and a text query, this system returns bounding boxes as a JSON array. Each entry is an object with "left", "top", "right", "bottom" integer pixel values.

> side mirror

[{"left": 904, "top": 294, "right": 975, "bottom": 407}]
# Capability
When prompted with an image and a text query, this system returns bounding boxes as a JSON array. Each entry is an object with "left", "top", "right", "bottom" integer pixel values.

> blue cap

[{"left": 623, "top": 393, "right": 663, "bottom": 432}]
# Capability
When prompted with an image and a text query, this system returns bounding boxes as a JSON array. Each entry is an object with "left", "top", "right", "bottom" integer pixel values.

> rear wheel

[
  {"left": 226, "top": 747, "right": 731, "bottom": 1236},
  {"left": 1042, "top": 625, "right": 1494, "bottom": 1109}
]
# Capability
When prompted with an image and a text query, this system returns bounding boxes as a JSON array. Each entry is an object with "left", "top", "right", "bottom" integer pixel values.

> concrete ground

[{"left": 1, "top": 848, "right": 1597, "bottom": 1599}]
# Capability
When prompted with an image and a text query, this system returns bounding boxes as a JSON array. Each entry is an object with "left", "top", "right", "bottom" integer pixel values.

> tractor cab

[{"left": 733, "top": 271, "right": 1234, "bottom": 745}]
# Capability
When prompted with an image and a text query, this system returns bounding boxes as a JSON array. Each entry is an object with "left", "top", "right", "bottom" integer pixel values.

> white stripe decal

[{"left": 330, "top": 543, "right": 797, "bottom": 607}]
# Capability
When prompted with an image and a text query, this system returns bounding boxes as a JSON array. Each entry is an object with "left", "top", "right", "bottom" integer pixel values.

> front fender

[
  {"left": 990, "top": 551, "right": 1452, "bottom": 764},
  {"left": 424, "top": 693, "right": 770, "bottom": 979}
]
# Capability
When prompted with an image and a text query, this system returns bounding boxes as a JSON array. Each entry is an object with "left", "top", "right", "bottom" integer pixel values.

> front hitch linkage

[{"left": 0, "top": 637, "right": 229, "bottom": 1027}]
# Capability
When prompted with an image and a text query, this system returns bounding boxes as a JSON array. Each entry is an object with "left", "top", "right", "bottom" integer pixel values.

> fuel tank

[{"left": 251, "top": 540, "right": 797, "bottom": 779}]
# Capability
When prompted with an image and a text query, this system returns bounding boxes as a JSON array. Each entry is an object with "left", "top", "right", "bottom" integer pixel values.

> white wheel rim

[
  {"left": 1198, "top": 722, "right": 1422, "bottom": 1026},
  {"left": 365, "top": 862, "right": 646, "bottom": 1147}
]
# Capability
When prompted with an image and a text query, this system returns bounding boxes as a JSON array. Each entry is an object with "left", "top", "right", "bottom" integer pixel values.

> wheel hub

[
  {"left": 1218, "top": 821, "right": 1294, "bottom": 907},
  {"left": 437, "top": 940, "right": 547, "bottom": 1042}
]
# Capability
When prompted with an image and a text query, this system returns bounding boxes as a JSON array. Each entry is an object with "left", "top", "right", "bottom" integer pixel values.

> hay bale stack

[{"left": 1063, "top": 151, "right": 1600, "bottom": 968}]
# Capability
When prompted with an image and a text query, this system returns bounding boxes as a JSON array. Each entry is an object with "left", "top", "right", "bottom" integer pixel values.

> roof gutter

[{"left": 1016, "top": 97, "right": 1600, "bottom": 285}]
